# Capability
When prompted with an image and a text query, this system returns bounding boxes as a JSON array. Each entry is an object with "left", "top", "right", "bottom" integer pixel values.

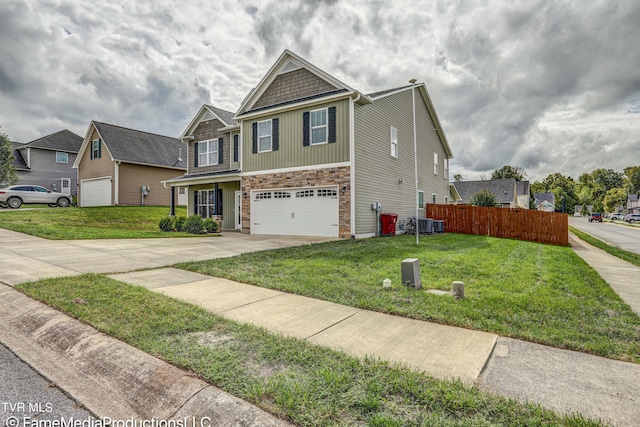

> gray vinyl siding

[
  {"left": 242, "top": 98, "right": 350, "bottom": 172},
  {"left": 16, "top": 148, "right": 79, "bottom": 196},
  {"left": 354, "top": 88, "right": 450, "bottom": 235}
]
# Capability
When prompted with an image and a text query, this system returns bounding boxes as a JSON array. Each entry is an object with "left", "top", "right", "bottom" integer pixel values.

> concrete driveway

[{"left": 0, "top": 228, "right": 333, "bottom": 286}]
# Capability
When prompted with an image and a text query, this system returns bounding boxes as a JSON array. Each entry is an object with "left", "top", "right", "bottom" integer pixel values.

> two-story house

[
  {"left": 163, "top": 50, "right": 454, "bottom": 238},
  {"left": 11, "top": 130, "right": 83, "bottom": 196}
]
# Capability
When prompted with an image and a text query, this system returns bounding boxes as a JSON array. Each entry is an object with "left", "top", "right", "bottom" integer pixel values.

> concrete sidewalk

[{"left": 109, "top": 268, "right": 498, "bottom": 384}]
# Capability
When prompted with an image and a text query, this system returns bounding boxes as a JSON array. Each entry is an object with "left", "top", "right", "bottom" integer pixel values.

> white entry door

[
  {"left": 60, "top": 178, "right": 71, "bottom": 195},
  {"left": 251, "top": 187, "right": 339, "bottom": 237}
]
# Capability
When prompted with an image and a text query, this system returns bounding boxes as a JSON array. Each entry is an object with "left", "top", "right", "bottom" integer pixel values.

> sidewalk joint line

[
  {"left": 304, "top": 311, "right": 360, "bottom": 340},
  {"left": 218, "top": 293, "right": 285, "bottom": 313}
]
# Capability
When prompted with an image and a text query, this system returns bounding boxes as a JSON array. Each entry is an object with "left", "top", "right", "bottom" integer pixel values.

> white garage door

[
  {"left": 251, "top": 187, "right": 339, "bottom": 237},
  {"left": 81, "top": 177, "right": 112, "bottom": 207}
]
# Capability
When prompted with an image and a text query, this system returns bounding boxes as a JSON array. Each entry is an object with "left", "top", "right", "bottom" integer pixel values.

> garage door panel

[
  {"left": 251, "top": 187, "right": 338, "bottom": 237},
  {"left": 81, "top": 178, "right": 111, "bottom": 207}
]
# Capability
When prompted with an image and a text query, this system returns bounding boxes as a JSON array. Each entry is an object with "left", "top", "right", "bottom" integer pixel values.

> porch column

[{"left": 169, "top": 187, "right": 176, "bottom": 216}]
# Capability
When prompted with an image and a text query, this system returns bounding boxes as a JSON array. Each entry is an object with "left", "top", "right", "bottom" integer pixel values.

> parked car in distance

[
  {"left": 0, "top": 185, "right": 72, "bottom": 209},
  {"left": 610, "top": 213, "right": 624, "bottom": 220},
  {"left": 588, "top": 212, "right": 603, "bottom": 222},
  {"left": 625, "top": 214, "right": 640, "bottom": 224}
]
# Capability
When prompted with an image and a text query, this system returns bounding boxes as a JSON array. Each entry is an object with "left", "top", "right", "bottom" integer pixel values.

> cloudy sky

[{"left": 1, "top": 0, "right": 639, "bottom": 182}]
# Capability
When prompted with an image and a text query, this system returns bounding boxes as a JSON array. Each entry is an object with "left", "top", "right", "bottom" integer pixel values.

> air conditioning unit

[
  {"left": 433, "top": 220, "right": 444, "bottom": 233},
  {"left": 418, "top": 218, "right": 433, "bottom": 234},
  {"left": 401, "top": 258, "right": 422, "bottom": 289}
]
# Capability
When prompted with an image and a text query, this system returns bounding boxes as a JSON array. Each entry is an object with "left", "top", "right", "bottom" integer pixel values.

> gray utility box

[
  {"left": 418, "top": 218, "right": 433, "bottom": 234},
  {"left": 401, "top": 258, "right": 422, "bottom": 289},
  {"left": 433, "top": 220, "right": 444, "bottom": 233}
]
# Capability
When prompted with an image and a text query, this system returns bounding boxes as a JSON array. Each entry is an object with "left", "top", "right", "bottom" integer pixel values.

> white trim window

[
  {"left": 258, "top": 119, "right": 272, "bottom": 152},
  {"left": 444, "top": 158, "right": 448, "bottom": 179},
  {"left": 310, "top": 108, "right": 328, "bottom": 145},
  {"left": 434, "top": 152, "right": 438, "bottom": 175},
  {"left": 197, "top": 139, "right": 219, "bottom": 166},
  {"left": 432, "top": 193, "right": 437, "bottom": 204},
  {"left": 418, "top": 190, "right": 424, "bottom": 209},
  {"left": 56, "top": 152, "right": 68, "bottom": 163},
  {"left": 91, "top": 139, "right": 100, "bottom": 159},
  {"left": 445, "top": 196, "right": 448, "bottom": 204},
  {"left": 198, "top": 189, "right": 215, "bottom": 218},
  {"left": 390, "top": 127, "right": 398, "bottom": 158}
]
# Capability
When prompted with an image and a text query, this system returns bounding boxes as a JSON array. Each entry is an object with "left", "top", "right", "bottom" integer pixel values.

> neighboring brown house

[
  {"left": 73, "top": 121, "right": 186, "bottom": 207},
  {"left": 11, "top": 130, "right": 83, "bottom": 195}
]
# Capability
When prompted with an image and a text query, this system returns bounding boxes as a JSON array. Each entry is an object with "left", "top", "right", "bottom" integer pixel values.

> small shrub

[
  {"left": 174, "top": 216, "right": 187, "bottom": 232},
  {"left": 183, "top": 215, "right": 205, "bottom": 234},
  {"left": 158, "top": 216, "right": 175, "bottom": 232},
  {"left": 203, "top": 218, "right": 219, "bottom": 233}
]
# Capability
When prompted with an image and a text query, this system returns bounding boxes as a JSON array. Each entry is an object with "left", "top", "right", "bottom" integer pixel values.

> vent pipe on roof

[{"left": 178, "top": 148, "right": 183, "bottom": 162}]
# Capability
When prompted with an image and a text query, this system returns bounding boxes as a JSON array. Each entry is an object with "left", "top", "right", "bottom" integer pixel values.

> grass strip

[
  {"left": 0, "top": 206, "right": 193, "bottom": 239},
  {"left": 177, "top": 234, "right": 640, "bottom": 363},
  {"left": 17, "top": 275, "right": 603, "bottom": 427},
  {"left": 570, "top": 226, "right": 640, "bottom": 268}
]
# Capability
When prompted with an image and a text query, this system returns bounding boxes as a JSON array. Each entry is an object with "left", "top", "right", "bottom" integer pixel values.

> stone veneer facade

[{"left": 241, "top": 166, "right": 351, "bottom": 238}]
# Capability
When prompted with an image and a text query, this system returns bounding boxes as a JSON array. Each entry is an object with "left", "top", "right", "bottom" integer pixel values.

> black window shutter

[
  {"left": 193, "top": 191, "right": 199, "bottom": 216},
  {"left": 328, "top": 107, "right": 336, "bottom": 143},
  {"left": 194, "top": 142, "right": 199, "bottom": 167},
  {"left": 252, "top": 123, "right": 258, "bottom": 153},
  {"left": 272, "top": 118, "right": 279, "bottom": 151},
  {"left": 303, "top": 112, "right": 310, "bottom": 146},
  {"left": 90, "top": 142, "right": 93, "bottom": 160},
  {"left": 98, "top": 140, "right": 102, "bottom": 158},
  {"left": 218, "top": 138, "right": 223, "bottom": 164},
  {"left": 233, "top": 135, "right": 239, "bottom": 162}
]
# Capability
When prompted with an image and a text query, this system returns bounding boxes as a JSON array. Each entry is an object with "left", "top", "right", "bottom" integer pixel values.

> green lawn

[
  {"left": 0, "top": 206, "right": 193, "bottom": 239},
  {"left": 17, "top": 275, "right": 602, "bottom": 427},
  {"left": 177, "top": 234, "right": 640, "bottom": 363}
]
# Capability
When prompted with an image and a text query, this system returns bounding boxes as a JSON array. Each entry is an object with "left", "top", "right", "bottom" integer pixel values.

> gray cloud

[{"left": 0, "top": 0, "right": 638, "bottom": 182}]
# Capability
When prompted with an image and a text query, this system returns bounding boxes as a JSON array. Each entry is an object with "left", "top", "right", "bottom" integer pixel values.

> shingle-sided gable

[
  {"left": 10, "top": 142, "right": 29, "bottom": 170},
  {"left": 92, "top": 122, "right": 186, "bottom": 169}
]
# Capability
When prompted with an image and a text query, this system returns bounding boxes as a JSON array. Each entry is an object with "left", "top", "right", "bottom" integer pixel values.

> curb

[{"left": 0, "top": 284, "right": 291, "bottom": 426}]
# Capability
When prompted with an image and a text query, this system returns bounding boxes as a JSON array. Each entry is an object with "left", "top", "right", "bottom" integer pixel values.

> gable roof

[
  {"left": 18, "top": 130, "right": 83, "bottom": 153},
  {"left": 10, "top": 142, "right": 28, "bottom": 170},
  {"left": 454, "top": 179, "right": 518, "bottom": 204},
  {"left": 74, "top": 121, "right": 186, "bottom": 170},
  {"left": 181, "top": 104, "right": 237, "bottom": 139},
  {"left": 534, "top": 192, "right": 555, "bottom": 204},
  {"left": 236, "top": 49, "right": 370, "bottom": 117}
]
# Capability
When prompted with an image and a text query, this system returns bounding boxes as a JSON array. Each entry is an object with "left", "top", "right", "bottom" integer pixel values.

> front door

[
  {"left": 235, "top": 191, "right": 242, "bottom": 230},
  {"left": 61, "top": 178, "right": 71, "bottom": 195}
]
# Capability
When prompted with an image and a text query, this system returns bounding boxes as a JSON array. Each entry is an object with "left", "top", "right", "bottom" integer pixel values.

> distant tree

[
  {"left": 0, "top": 133, "right": 18, "bottom": 188},
  {"left": 624, "top": 166, "right": 640, "bottom": 193},
  {"left": 540, "top": 173, "right": 577, "bottom": 213},
  {"left": 591, "top": 168, "right": 624, "bottom": 191},
  {"left": 603, "top": 188, "right": 627, "bottom": 213},
  {"left": 491, "top": 165, "right": 527, "bottom": 181},
  {"left": 453, "top": 173, "right": 463, "bottom": 181},
  {"left": 470, "top": 189, "right": 499, "bottom": 207}
]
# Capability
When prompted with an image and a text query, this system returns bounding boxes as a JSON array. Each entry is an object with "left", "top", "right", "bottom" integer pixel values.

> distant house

[
  {"left": 628, "top": 194, "right": 639, "bottom": 214},
  {"left": 11, "top": 130, "right": 83, "bottom": 196},
  {"left": 534, "top": 192, "right": 555, "bottom": 212},
  {"left": 73, "top": 121, "right": 187, "bottom": 207},
  {"left": 451, "top": 178, "right": 529, "bottom": 209}
]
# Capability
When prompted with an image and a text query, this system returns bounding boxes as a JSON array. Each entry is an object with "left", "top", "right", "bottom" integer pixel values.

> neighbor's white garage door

[
  {"left": 81, "top": 177, "right": 111, "bottom": 207},
  {"left": 251, "top": 187, "right": 339, "bottom": 237}
]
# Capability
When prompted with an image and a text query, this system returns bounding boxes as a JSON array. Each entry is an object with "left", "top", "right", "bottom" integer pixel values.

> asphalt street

[
  {"left": 0, "top": 343, "right": 93, "bottom": 425},
  {"left": 569, "top": 217, "right": 640, "bottom": 255}
]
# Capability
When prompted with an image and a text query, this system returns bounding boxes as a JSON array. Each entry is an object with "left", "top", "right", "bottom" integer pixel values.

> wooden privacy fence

[{"left": 426, "top": 205, "right": 569, "bottom": 246}]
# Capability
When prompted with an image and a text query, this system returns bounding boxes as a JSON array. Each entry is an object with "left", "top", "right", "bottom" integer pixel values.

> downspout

[
  {"left": 114, "top": 161, "right": 120, "bottom": 205},
  {"left": 349, "top": 93, "right": 360, "bottom": 238}
]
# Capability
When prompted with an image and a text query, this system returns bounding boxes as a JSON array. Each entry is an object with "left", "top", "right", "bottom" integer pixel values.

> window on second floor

[
  {"left": 197, "top": 139, "right": 219, "bottom": 166},
  {"left": 434, "top": 152, "right": 438, "bottom": 175},
  {"left": 258, "top": 120, "right": 272, "bottom": 152},
  {"left": 418, "top": 190, "right": 424, "bottom": 209},
  {"left": 390, "top": 127, "right": 398, "bottom": 158},
  {"left": 444, "top": 158, "right": 448, "bottom": 179},
  {"left": 56, "top": 152, "right": 68, "bottom": 163},
  {"left": 310, "top": 108, "right": 327, "bottom": 145},
  {"left": 91, "top": 139, "right": 101, "bottom": 159}
]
